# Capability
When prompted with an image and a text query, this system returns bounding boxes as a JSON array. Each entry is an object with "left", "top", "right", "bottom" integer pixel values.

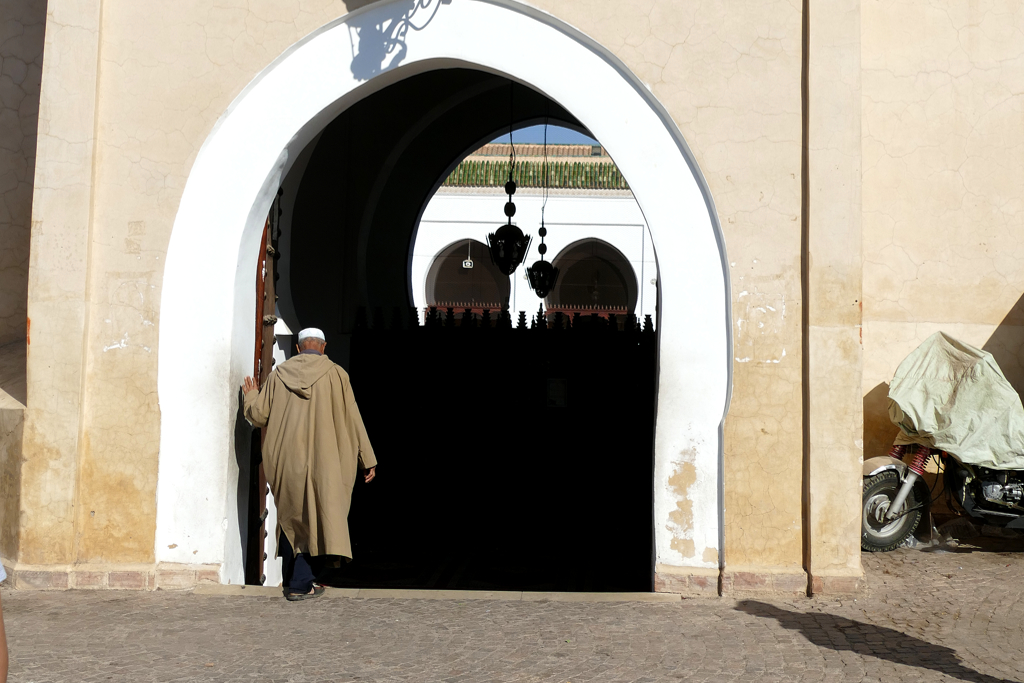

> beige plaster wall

[
  {"left": 21, "top": 0, "right": 102, "bottom": 565},
  {"left": 24, "top": 0, "right": 807, "bottom": 572},
  {"left": 531, "top": 0, "right": 804, "bottom": 575},
  {"left": 0, "top": 0, "right": 45, "bottom": 347},
  {"left": 862, "top": 0, "right": 1024, "bottom": 459},
  {"left": 807, "top": 0, "right": 862, "bottom": 586}
]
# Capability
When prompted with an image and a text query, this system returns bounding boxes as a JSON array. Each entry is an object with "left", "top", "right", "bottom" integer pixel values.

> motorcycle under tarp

[{"left": 888, "top": 331, "right": 1024, "bottom": 470}]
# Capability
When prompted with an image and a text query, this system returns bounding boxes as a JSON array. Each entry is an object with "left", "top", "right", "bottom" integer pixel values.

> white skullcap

[{"left": 297, "top": 327, "right": 326, "bottom": 343}]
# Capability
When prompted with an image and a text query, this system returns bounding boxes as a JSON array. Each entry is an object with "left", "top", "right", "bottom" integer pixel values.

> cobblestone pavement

[{"left": 5, "top": 543, "right": 1024, "bottom": 682}]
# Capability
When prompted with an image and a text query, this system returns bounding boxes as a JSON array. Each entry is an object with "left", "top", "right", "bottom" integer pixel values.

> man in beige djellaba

[{"left": 242, "top": 327, "right": 377, "bottom": 601}]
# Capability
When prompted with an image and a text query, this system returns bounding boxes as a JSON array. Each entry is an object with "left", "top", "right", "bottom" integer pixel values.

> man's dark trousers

[{"left": 278, "top": 533, "right": 315, "bottom": 593}]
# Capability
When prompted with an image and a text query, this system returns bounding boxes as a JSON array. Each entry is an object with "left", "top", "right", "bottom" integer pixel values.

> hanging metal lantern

[
  {"left": 487, "top": 222, "right": 531, "bottom": 276},
  {"left": 526, "top": 256, "right": 558, "bottom": 297},
  {"left": 527, "top": 226, "right": 558, "bottom": 296}
]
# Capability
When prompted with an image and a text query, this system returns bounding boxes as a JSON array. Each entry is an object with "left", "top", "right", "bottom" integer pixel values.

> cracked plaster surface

[
  {"left": 21, "top": 0, "right": 103, "bottom": 565},
  {"left": 530, "top": 0, "right": 805, "bottom": 570},
  {"left": 25, "top": 0, "right": 806, "bottom": 570},
  {"left": 804, "top": 0, "right": 863, "bottom": 578},
  {"left": 862, "top": 0, "right": 1024, "bottom": 458}
]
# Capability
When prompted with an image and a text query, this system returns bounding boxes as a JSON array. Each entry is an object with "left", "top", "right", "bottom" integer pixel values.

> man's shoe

[{"left": 285, "top": 583, "right": 326, "bottom": 601}]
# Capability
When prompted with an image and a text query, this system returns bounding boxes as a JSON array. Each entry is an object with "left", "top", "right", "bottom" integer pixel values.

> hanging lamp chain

[
  {"left": 539, "top": 117, "right": 548, "bottom": 260},
  {"left": 487, "top": 79, "right": 531, "bottom": 280},
  {"left": 507, "top": 81, "right": 516, "bottom": 212}
]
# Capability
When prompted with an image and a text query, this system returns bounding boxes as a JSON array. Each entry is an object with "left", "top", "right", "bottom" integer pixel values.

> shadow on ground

[
  {"left": 920, "top": 536, "right": 1024, "bottom": 554},
  {"left": 737, "top": 601, "right": 1017, "bottom": 683}
]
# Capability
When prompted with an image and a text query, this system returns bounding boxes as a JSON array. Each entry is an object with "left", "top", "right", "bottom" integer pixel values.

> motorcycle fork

[{"left": 885, "top": 446, "right": 931, "bottom": 521}]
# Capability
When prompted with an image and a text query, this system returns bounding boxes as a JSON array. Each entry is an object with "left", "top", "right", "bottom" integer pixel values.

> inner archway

[
  {"left": 548, "top": 239, "right": 638, "bottom": 317},
  {"left": 156, "top": 0, "right": 731, "bottom": 588},
  {"left": 425, "top": 239, "right": 509, "bottom": 310}
]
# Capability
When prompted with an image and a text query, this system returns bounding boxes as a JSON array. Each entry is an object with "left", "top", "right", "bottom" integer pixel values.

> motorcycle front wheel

[{"left": 862, "top": 470, "right": 922, "bottom": 552}]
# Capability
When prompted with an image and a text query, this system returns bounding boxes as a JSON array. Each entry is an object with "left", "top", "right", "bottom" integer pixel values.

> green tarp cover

[{"left": 888, "top": 332, "right": 1024, "bottom": 470}]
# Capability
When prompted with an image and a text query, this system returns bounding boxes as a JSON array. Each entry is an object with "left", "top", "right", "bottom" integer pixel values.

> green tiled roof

[{"left": 442, "top": 160, "right": 630, "bottom": 190}]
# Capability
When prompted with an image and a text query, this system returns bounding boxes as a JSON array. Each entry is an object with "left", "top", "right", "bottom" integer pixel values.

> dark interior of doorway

[
  {"left": 321, "top": 311, "right": 657, "bottom": 592},
  {"left": 251, "top": 68, "right": 659, "bottom": 592}
]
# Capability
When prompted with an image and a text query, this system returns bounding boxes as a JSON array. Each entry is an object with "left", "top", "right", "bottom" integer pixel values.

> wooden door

[{"left": 245, "top": 195, "right": 280, "bottom": 585}]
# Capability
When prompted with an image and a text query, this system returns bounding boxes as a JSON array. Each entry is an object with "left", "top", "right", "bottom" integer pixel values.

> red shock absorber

[
  {"left": 906, "top": 445, "right": 930, "bottom": 476},
  {"left": 887, "top": 444, "right": 907, "bottom": 459}
]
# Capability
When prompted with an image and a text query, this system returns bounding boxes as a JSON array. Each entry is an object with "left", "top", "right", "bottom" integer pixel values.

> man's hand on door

[{"left": 242, "top": 376, "right": 259, "bottom": 394}]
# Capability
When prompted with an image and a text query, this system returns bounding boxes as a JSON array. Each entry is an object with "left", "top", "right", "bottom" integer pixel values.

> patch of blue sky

[{"left": 490, "top": 124, "right": 598, "bottom": 146}]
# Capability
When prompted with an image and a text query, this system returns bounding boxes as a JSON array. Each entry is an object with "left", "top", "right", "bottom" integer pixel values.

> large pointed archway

[{"left": 156, "top": 0, "right": 731, "bottom": 586}]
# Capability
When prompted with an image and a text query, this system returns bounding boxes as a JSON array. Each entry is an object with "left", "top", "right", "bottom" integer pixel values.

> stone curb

[{"left": 192, "top": 585, "right": 684, "bottom": 602}]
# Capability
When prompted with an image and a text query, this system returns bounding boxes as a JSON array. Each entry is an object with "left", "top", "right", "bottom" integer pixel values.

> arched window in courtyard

[
  {"left": 425, "top": 239, "right": 510, "bottom": 311},
  {"left": 547, "top": 239, "right": 638, "bottom": 317}
]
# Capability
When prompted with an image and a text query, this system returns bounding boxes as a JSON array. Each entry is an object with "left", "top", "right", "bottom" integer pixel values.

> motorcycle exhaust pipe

[{"left": 885, "top": 446, "right": 930, "bottom": 521}]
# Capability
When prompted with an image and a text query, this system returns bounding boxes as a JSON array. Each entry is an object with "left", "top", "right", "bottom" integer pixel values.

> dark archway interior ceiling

[{"left": 289, "top": 68, "right": 587, "bottom": 342}]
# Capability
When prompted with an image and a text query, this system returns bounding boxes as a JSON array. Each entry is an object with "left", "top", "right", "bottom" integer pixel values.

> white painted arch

[{"left": 156, "top": 0, "right": 731, "bottom": 584}]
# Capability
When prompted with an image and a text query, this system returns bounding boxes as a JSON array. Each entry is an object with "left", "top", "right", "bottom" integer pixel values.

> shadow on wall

[
  {"left": 0, "top": 392, "right": 24, "bottom": 561},
  {"left": 233, "top": 392, "right": 254, "bottom": 570},
  {"left": 347, "top": 0, "right": 449, "bottom": 80},
  {"left": 736, "top": 601, "right": 1015, "bottom": 683},
  {"left": 983, "top": 292, "right": 1024, "bottom": 400},
  {"left": 863, "top": 381, "right": 894, "bottom": 460},
  {"left": 0, "top": 0, "right": 48, "bottom": 349}
]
